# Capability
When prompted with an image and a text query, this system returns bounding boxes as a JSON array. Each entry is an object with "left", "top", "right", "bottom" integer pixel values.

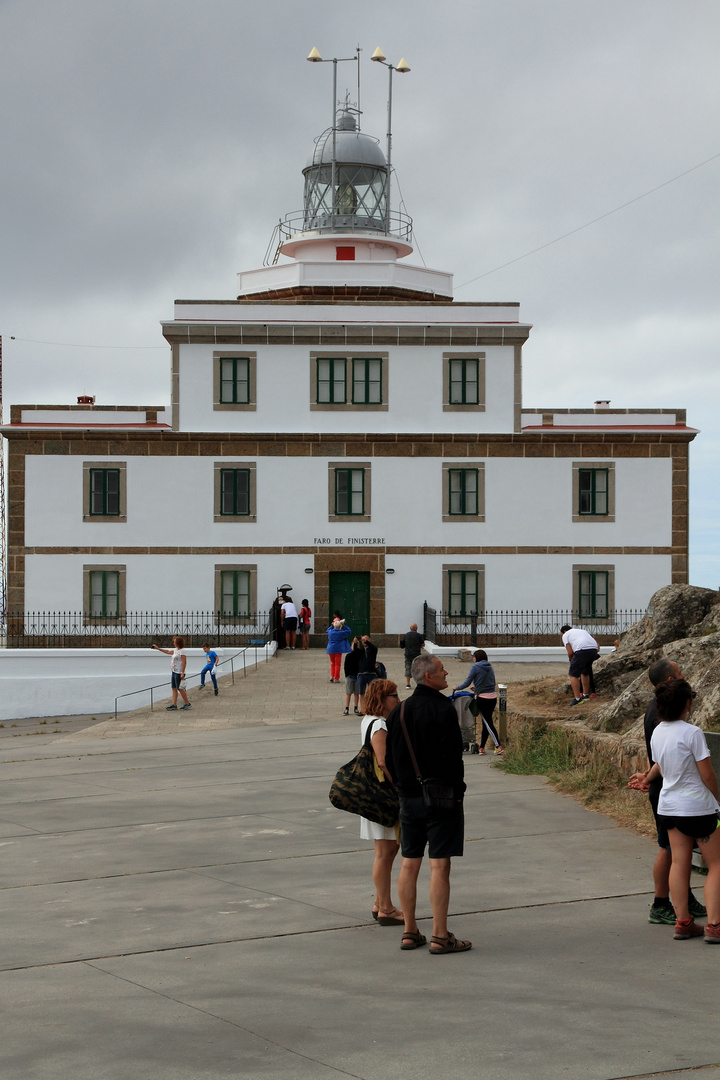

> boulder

[{"left": 588, "top": 584, "right": 720, "bottom": 735}]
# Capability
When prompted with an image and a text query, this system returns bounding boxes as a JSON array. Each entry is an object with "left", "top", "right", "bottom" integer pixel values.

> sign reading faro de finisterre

[{"left": 314, "top": 537, "right": 386, "bottom": 546}]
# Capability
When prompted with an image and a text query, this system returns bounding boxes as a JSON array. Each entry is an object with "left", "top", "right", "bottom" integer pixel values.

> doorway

[{"left": 329, "top": 571, "right": 371, "bottom": 638}]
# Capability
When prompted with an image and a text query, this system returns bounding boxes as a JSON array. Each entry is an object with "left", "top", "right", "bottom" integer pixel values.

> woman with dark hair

[
  {"left": 645, "top": 678, "right": 720, "bottom": 941},
  {"left": 453, "top": 649, "right": 503, "bottom": 755},
  {"left": 359, "top": 678, "right": 403, "bottom": 925},
  {"left": 298, "top": 599, "right": 312, "bottom": 651}
]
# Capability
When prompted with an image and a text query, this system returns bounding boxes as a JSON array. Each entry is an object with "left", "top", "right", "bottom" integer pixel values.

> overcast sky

[{"left": 1, "top": 0, "right": 718, "bottom": 587}]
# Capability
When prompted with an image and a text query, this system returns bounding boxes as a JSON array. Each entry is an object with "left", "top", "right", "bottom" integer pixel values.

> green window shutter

[
  {"left": 579, "top": 570, "right": 608, "bottom": 617},
  {"left": 449, "top": 469, "right": 478, "bottom": 515},
  {"left": 579, "top": 469, "right": 609, "bottom": 515},
  {"left": 219, "top": 358, "right": 250, "bottom": 404},
  {"left": 221, "top": 570, "right": 250, "bottom": 617},
  {"left": 318, "top": 358, "right": 346, "bottom": 403},
  {"left": 335, "top": 469, "right": 364, "bottom": 515},
  {"left": 220, "top": 469, "right": 250, "bottom": 516},
  {"left": 89, "top": 469, "right": 120, "bottom": 516},
  {"left": 448, "top": 570, "right": 478, "bottom": 616},
  {"left": 352, "top": 358, "right": 382, "bottom": 404},
  {"left": 448, "top": 359, "right": 479, "bottom": 404},
  {"left": 89, "top": 570, "right": 119, "bottom": 617}
]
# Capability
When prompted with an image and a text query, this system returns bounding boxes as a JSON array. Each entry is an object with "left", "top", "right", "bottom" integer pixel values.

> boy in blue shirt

[{"left": 198, "top": 643, "right": 220, "bottom": 695}]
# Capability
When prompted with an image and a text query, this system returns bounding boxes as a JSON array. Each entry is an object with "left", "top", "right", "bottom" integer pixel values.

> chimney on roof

[
  {"left": 77, "top": 395, "right": 95, "bottom": 405},
  {"left": 594, "top": 400, "right": 610, "bottom": 409}
]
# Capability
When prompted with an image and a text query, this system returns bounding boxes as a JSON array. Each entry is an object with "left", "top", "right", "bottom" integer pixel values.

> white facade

[{"left": 2, "top": 104, "right": 696, "bottom": 644}]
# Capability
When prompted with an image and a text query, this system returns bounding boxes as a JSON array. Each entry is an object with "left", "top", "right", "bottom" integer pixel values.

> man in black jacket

[
  {"left": 399, "top": 622, "right": 423, "bottom": 689},
  {"left": 386, "top": 654, "right": 472, "bottom": 954},
  {"left": 357, "top": 634, "right": 378, "bottom": 713}
]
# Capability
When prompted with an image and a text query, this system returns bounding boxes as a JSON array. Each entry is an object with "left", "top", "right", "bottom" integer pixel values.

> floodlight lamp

[
  {"left": 371, "top": 46, "right": 386, "bottom": 62},
  {"left": 396, "top": 58, "right": 410, "bottom": 73},
  {"left": 307, "top": 46, "right": 323, "bottom": 62}
]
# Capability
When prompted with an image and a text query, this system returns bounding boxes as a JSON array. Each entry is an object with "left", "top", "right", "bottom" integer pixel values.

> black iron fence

[
  {"left": 5, "top": 611, "right": 272, "bottom": 649},
  {"left": 423, "top": 603, "right": 645, "bottom": 646}
]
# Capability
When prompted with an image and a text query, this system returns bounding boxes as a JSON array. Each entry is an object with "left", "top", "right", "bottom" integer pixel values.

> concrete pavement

[{"left": 0, "top": 648, "right": 717, "bottom": 1080}]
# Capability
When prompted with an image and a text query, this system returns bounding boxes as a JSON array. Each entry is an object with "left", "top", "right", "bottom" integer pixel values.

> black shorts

[
  {"left": 399, "top": 795, "right": 464, "bottom": 859},
  {"left": 657, "top": 812, "right": 720, "bottom": 842},
  {"left": 283, "top": 617, "right": 298, "bottom": 632},
  {"left": 568, "top": 649, "right": 598, "bottom": 678},
  {"left": 171, "top": 671, "right": 183, "bottom": 689},
  {"left": 649, "top": 787, "right": 670, "bottom": 850}
]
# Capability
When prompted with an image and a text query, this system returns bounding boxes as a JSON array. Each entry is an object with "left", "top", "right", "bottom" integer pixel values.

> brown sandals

[
  {"left": 400, "top": 930, "right": 427, "bottom": 950},
  {"left": 429, "top": 932, "right": 472, "bottom": 954}
]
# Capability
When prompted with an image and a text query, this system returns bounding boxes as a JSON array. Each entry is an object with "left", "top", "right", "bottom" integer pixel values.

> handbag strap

[{"left": 398, "top": 701, "right": 423, "bottom": 784}]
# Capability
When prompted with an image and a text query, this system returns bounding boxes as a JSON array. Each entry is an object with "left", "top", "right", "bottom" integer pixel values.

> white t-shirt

[
  {"left": 651, "top": 720, "right": 720, "bottom": 816},
  {"left": 171, "top": 648, "right": 184, "bottom": 674},
  {"left": 562, "top": 628, "right": 598, "bottom": 652},
  {"left": 281, "top": 601, "right": 298, "bottom": 619},
  {"left": 360, "top": 715, "right": 387, "bottom": 744}
]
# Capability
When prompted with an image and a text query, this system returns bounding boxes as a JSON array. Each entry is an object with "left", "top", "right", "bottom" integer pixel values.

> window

[
  {"left": 336, "top": 469, "right": 364, "bottom": 515},
  {"left": 220, "top": 357, "right": 249, "bottom": 403},
  {"left": 572, "top": 462, "right": 615, "bottom": 522},
  {"left": 443, "top": 564, "right": 485, "bottom": 619},
  {"left": 442, "top": 463, "right": 485, "bottom": 520},
  {"left": 317, "top": 358, "right": 346, "bottom": 404},
  {"left": 213, "top": 463, "right": 257, "bottom": 522},
  {"left": 83, "top": 564, "right": 126, "bottom": 621},
  {"left": 579, "top": 469, "right": 608, "bottom": 515},
  {"left": 83, "top": 462, "right": 127, "bottom": 522},
  {"left": 311, "top": 354, "right": 388, "bottom": 411},
  {"left": 90, "top": 469, "right": 120, "bottom": 516},
  {"left": 328, "top": 462, "right": 371, "bottom": 522},
  {"left": 213, "top": 352, "right": 256, "bottom": 411},
  {"left": 573, "top": 564, "right": 615, "bottom": 620},
  {"left": 214, "top": 564, "right": 257, "bottom": 620},
  {"left": 443, "top": 354, "right": 486, "bottom": 412},
  {"left": 352, "top": 358, "right": 382, "bottom": 404}
]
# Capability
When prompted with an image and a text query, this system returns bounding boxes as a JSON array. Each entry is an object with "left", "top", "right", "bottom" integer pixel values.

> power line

[{"left": 455, "top": 150, "right": 720, "bottom": 290}]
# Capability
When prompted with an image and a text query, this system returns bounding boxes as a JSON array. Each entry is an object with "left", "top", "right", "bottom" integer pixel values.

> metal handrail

[{"left": 113, "top": 645, "right": 262, "bottom": 721}]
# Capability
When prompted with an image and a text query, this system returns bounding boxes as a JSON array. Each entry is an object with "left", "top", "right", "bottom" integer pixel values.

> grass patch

[{"left": 496, "top": 717, "right": 655, "bottom": 838}]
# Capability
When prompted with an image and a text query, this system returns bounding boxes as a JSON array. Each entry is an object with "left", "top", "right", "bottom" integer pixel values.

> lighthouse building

[{"left": 2, "top": 103, "right": 694, "bottom": 642}]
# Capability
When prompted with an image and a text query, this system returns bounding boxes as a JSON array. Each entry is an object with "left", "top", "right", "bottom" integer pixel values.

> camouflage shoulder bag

[{"left": 329, "top": 721, "right": 399, "bottom": 827}]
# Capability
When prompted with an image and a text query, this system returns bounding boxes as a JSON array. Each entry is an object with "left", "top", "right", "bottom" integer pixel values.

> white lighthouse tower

[{"left": 237, "top": 71, "right": 453, "bottom": 302}]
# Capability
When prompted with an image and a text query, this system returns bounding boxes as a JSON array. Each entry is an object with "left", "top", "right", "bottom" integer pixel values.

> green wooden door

[{"left": 329, "top": 572, "right": 371, "bottom": 638}]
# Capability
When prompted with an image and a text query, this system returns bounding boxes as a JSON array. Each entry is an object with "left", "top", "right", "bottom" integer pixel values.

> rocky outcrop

[{"left": 587, "top": 584, "right": 720, "bottom": 735}]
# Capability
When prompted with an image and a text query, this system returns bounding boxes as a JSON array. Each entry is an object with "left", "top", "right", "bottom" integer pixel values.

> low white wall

[
  {"left": 0, "top": 645, "right": 277, "bottom": 721},
  {"left": 424, "top": 644, "right": 615, "bottom": 662}
]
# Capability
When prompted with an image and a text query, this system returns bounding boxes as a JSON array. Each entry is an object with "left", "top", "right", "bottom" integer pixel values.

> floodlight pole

[{"left": 307, "top": 47, "right": 360, "bottom": 219}]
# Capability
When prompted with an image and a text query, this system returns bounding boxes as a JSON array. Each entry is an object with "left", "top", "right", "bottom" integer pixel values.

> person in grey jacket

[{"left": 453, "top": 649, "right": 503, "bottom": 755}]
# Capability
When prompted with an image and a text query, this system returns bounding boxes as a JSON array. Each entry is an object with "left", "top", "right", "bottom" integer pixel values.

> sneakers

[
  {"left": 569, "top": 698, "right": 584, "bottom": 707},
  {"left": 214, "top": 688, "right": 219, "bottom": 696},
  {"left": 166, "top": 704, "right": 178, "bottom": 711},
  {"left": 704, "top": 922, "right": 720, "bottom": 943},
  {"left": 180, "top": 703, "right": 192, "bottom": 710},
  {"left": 478, "top": 747, "right": 486, "bottom": 755},
  {"left": 343, "top": 708, "right": 349, "bottom": 716},
  {"left": 689, "top": 894, "right": 707, "bottom": 918},
  {"left": 673, "top": 918, "right": 704, "bottom": 940},
  {"left": 494, "top": 745, "right": 504, "bottom": 755},
  {"left": 198, "top": 683, "right": 205, "bottom": 690},
  {"left": 354, "top": 707, "right": 362, "bottom": 716},
  {"left": 580, "top": 694, "right": 590, "bottom": 701},
  {"left": 648, "top": 903, "right": 676, "bottom": 925}
]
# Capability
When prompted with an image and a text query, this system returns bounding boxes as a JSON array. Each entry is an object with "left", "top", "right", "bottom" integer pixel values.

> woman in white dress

[{"left": 360, "top": 679, "right": 404, "bottom": 926}]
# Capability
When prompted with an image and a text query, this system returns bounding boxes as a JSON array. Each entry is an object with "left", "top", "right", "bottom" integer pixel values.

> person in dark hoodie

[{"left": 453, "top": 649, "right": 503, "bottom": 755}]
